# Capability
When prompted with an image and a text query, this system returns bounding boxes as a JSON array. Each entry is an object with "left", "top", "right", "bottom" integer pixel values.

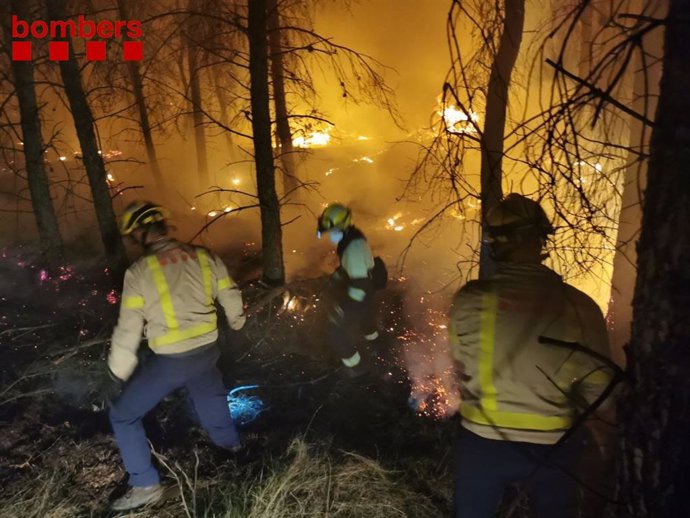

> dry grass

[
  {"left": 0, "top": 435, "right": 447, "bottom": 518},
  {"left": 235, "top": 438, "right": 443, "bottom": 518}
]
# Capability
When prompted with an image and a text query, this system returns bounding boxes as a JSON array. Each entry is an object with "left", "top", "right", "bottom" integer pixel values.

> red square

[
  {"left": 123, "top": 41, "right": 143, "bottom": 61},
  {"left": 86, "top": 41, "right": 106, "bottom": 61},
  {"left": 12, "top": 41, "right": 32, "bottom": 61},
  {"left": 49, "top": 41, "right": 69, "bottom": 61}
]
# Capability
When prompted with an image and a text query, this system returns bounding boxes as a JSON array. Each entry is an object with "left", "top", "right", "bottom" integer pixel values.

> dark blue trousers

[
  {"left": 454, "top": 427, "right": 578, "bottom": 518},
  {"left": 109, "top": 344, "right": 239, "bottom": 487}
]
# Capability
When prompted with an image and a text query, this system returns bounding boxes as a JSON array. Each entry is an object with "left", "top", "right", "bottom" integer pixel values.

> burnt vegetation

[{"left": 0, "top": 0, "right": 688, "bottom": 516}]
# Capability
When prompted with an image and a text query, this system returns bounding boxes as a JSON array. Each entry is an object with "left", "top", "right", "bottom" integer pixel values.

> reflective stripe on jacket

[
  {"left": 449, "top": 263, "right": 612, "bottom": 444},
  {"left": 108, "top": 239, "right": 245, "bottom": 381}
]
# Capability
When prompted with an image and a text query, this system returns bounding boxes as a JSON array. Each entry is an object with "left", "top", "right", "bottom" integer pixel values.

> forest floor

[
  {"left": 0, "top": 249, "right": 457, "bottom": 517},
  {"left": 0, "top": 248, "right": 614, "bottom": 517}
]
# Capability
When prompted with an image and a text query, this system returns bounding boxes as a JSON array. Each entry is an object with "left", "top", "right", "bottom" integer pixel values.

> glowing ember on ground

[
  {"left": 353, "top": 156, "right": 374, "bottom": 164},
  {"left": 106, "top": 289, "right": 119, "bottom": 305},
  {"left": 401, "top": 303, "right": 461, "bottom": 420}
]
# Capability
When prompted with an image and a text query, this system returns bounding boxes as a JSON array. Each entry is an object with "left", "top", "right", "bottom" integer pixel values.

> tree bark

[
  {"left": 7, "top": 0, "right": 63, "bottom": 263},
  {"left": 248, "top": 0, "right": 285, "bottom": 285},
  {"left": 268, "top": 0, "right": 298, "bottom": 198},
  {"left": 607, "top": 0, "right": 666, "bottom": 366},
  {"left": 187, "top": 0, "right": 209, "bottom": 189},
  {"left": 478, "top": 0, "right": 525, "bottom": 279},
  {"left": 47, "top": 0, "right": 127, "bottom": 275},
  {"left": 618, "top": 0, "right": 690, "bottom": 515},
  {"left": 116, "top": 0, "right": 165, "bottom": 196}
]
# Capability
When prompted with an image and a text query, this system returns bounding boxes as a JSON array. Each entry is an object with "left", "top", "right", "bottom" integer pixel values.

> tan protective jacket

[
  {"left": 108, "top": 239, "right": 245, "bottom": 381},
  {"left": 449, "top": 263, "right": 612, "bottom": 444}
]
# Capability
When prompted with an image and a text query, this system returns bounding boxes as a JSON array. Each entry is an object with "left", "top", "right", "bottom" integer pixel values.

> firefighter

[
  {"left": 317, "top": 203, "right": 382, "bottom": 377},
  {"left": 105, "top": 201, "right": 246, "bottom": 511},
  {"left": 448, "top": 194, "right": 613, "bottom": 518}
]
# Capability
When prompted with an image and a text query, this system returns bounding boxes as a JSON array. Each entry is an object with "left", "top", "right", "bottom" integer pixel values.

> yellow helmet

[
  {"left": 485, "top": 194, "right": 553, "bottom": 243},
  {"left": 120, "top": 201, "right": 170, "bottom": 236},
  {"left": 317, "top": 203, "right": 352, "bottom": 234}
]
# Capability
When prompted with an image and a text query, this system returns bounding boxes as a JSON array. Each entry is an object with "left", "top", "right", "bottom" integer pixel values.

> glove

[{"left": 104, "top": 367, "right": 124, "bottom": 404}]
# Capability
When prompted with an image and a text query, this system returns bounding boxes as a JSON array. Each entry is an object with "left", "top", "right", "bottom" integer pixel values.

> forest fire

[
  {"left": 292, "top": 129, "right": 332, "bottom": 148},
  {"left": 0, "top": 0, "right": 683, "bottom": 516},
  {"left": 439, "top": 103, "right": 479, "bottom": 134}
]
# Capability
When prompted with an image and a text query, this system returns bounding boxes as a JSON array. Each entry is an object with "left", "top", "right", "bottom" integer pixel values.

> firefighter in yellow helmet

[
  {"left": 318, "top": 203, "right": 385, "bottom": 377},
  {"left": 105, "top": 201, "right": 247, "bottom": 511},
  {"left": 448, "top": 194, "right": 614, "bottom": 518}
]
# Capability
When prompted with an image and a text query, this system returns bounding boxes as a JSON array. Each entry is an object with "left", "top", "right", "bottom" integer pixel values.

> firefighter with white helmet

[
  {"left": 106, "top": 201, "right": 247, "bottom": 511},
  {"left": 317, "top": 203, "right": 385, "bottom": 376},
  {"left": 449, "top": 194, "right": 613, "bottom": 518}
]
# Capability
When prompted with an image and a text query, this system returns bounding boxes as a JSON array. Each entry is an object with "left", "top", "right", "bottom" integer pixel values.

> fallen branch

[{"left": 51, "top": 338, "right": 109, "bottom": 366}]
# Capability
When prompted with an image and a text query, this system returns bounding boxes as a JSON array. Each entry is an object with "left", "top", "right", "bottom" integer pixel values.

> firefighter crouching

[
  {"left": 449, "top": 194, "right": 614, "bottom": 518},
  {"left": 317, "top": 203, "right": 386, "bottom": 377},
  {"left": 105, "top": 201, "right": 247, "bottom": 511}
]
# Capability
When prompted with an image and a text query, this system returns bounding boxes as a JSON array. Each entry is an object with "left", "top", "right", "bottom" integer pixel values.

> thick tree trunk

[
  {"left": 478, "top": 0, "right": 525, "bottom": 279},
  {"left": 187, "top": 0, "right": 209, "bottom": 189},
  {"left": 248, "top": 0, "right": 285, "bottom": 285},
  {"left": 7, "top": 0, "right": 63, "bottom": 262},
  {"left": 618, "top": 1, "right": 690, "bottom": 516},
  {"left": 47, "top": 0, "right": 126, "bottom": 274},
  {"left": 607, "top": 0, "right": 666, "bottom": 366},
  {"left": 268, "top": 0, "right": 298, "bottom": 198},
  {"left": 116, "top": 0, "right": 164, "bottom": 196}
]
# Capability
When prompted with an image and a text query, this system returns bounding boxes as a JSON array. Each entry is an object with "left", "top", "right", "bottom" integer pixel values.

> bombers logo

[{"left": 11, "top": 15, "right": 143, "bottom": 62}]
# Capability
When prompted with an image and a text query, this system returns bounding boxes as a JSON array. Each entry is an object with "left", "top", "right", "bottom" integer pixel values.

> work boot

[{"left": 110, "top": 484, "right": 164, "bottom": 511}]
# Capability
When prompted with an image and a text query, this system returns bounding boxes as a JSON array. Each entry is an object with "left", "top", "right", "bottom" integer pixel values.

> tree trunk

[
  {"left": 268, "top": 0, "right": 298, "bottom": 198},
  {"left": 116, "top": 0, "right": 164, "bottom": 196},
  {"left": 618, "top": 1, "right": 690, "bottom": 516},
  {"left": 248, "top": 0, "right": 285, "bottom": 285},
  {"left": 187, "top": 0, "right": 209, "bottom": 189},
  {"left": 47, "top": 0, "right": 127, "bottom": 275},
  {"left": 478, "top": 0, "right": 525, "bottom": 279},
  {"left": 212, "top": 68, "right": 237, "bottom": 160},
  {"left": 607, "top": 0, "right": 666, "bottom": 366},
  {"left": 7, "top": 0, "right": 63, "bottom": 263}
]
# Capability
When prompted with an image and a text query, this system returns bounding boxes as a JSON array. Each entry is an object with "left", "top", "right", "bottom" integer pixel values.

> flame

[
  {"left": 384, "top": 212, "right": 423, "bottom": 232},
  {"left": 293, "top": 130, "right": 331, "bottom": 148},
  {"left": 102, "top": 150, "right": 123, "bottom": 159},
  {"left": 353, "top": 156, "right": 374, "bottom": 164},
  {"left": 439, "top": 103, "right": 480, "bottom": 135}
]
